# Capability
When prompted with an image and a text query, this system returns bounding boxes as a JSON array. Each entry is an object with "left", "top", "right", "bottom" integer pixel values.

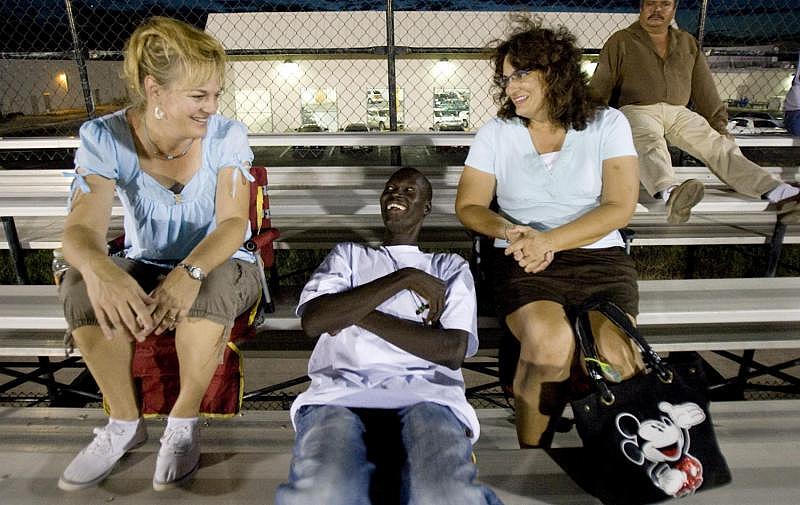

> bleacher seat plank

[
  {"left": 636, "top": 277, "right": 799, "bottom": 325},
  {"left": 2, "top": 278, "right": 798, "bottom": 358},
  {"left": 4, "top": 213, "right": 797, "bottom": 250},
  {"left": 2, "top": 163, "right": 798, "bottom": 250},
  {"left": 1, "top": 132, "right": 798, "bottom": 150},
  {"left": 0, "top": 401, "right": 798, "bottom": 504},
  {"left": 3, "top": 278, "right": 799, "bottom": 331}
]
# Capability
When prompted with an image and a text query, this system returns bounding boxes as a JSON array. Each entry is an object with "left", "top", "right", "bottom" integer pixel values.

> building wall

[
  {"left": 207, "top": 10, "right": 638, "bottom": 50},
  {"left": 210, "top": 10, "right": 794, "bottom": 133},
  {"left": 211, "top": 10, "right": 642, "bottom": 133},
  {"left": 4, "top": 11, "right": 790, "bottom": 125},
  {"left": 0, "top": 60, "right": 126, "bottom": 116}
]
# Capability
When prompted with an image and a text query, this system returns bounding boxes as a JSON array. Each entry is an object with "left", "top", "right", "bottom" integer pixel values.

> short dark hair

[
  {"left": 640, "top": 0, "right": 679, "bottom": 9},
  {"left": 490, "top": 15, "right": 601, "bottom": 130},
  {"left": 389, "top": 167, "right": 433, "bottom": 204}
]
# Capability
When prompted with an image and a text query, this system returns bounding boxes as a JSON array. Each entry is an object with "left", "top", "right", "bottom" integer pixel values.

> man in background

[{"left": 590, "top": 0, "right": 799, "bottom": 224}]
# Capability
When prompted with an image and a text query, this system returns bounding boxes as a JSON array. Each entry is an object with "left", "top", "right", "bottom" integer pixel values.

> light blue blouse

[
  {"left": 464, "top": 107, "right": 637, "bottom": 249},
  {"left": 71, "top": 109, "right": 255, "bottom": 267}
]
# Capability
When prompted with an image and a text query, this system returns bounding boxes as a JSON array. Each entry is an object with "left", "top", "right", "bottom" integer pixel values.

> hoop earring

[{"left": 153, "top": 106, "right": 165, "bottom": 120}]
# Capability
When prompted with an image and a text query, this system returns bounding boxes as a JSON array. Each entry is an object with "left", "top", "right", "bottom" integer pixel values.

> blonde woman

[{"left": 58, "top": 17, "right": 260, "bottom": 491}]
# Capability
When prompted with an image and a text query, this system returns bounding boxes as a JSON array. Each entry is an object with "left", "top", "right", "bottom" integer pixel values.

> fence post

[
  {"left": 64, "top": 0, "right": 96, "bottom": 119},
  {"left": 385, "top": 0, "right": 401, "bottom": 165},
  {"left": 696, "top": 0, "right": 709, "bottom": 49}
]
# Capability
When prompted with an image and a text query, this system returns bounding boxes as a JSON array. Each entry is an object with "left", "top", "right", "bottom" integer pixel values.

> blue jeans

[
  {"left": 785, "top": 110, "right": 800, "bottom": 136},
  {"left": 275, "top": 402, "right": 505, "bottom": 505}
]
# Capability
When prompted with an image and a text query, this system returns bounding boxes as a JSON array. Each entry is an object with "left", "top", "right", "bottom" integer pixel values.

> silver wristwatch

[{"left": 177, "top": 262, "right": 206, "bottom": 281}]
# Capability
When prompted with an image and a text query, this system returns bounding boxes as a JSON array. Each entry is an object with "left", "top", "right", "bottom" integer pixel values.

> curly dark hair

[{"left": 490, "top": 15, "right": 601, "bottom": 131}]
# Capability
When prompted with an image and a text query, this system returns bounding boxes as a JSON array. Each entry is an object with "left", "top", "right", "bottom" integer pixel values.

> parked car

[
  {"left": 727, "top": 117, "right": 787, "bottom": 135},
  {"left": 367, "top": 90, "right": 385, "bottom": 104},
  {"left": 432, "top": 109, "right": 469, "bottom": 131},
  {"left": 292, "top": 124, "right": 327, "bottom": 159},
  {"left": 339, "top": 123, "right": 374, "bottom": 154},
  {"left": 366, "top": 109, "right": 404, "bottom": 131},
  {"left": 730, "top": 111, "right": 779, "bottom": 122}
]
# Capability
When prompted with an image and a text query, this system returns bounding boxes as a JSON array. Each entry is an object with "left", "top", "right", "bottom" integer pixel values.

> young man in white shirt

[{"left": 275, "top": 167, "right": 504, "bottom": 505}]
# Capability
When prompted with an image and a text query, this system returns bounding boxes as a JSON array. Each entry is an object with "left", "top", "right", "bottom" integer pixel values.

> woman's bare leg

[{"left": 506, "top": 300, "right": 575, "bottom": 448}]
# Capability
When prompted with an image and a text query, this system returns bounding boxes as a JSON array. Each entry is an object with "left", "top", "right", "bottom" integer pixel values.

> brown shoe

[
  {"left": 776, "top": 191, "right": 800, "bottom": 224},
  {"left": 665, "top": 179, "right": 704, "bottom": 224}
]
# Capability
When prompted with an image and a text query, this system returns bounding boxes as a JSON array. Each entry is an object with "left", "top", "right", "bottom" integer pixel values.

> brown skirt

[{"left": 491, "top": 246, "right": 639, "bottom": 318}]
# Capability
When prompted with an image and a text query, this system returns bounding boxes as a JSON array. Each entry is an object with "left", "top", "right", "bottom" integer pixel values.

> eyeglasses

[{"left": 496, "top": 69, "right": 532, "bottom": 88}]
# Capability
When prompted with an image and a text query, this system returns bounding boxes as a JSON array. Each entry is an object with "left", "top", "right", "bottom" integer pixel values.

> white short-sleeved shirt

[
  {"left": 71, "top": 109, "right": 255, "bottom": 267},
  {"left": 464, "top": 107, "right": 637, "bottom": 249},
  {"left": 291, "top": 243, "right": 481, "bottom": 442}
]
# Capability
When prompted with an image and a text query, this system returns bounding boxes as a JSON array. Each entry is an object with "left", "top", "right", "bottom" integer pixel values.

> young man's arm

[
  {"left": 301, "top": 267, "right": 445, "bottom": 337},
  {"left": 356, "top": 311, "right": 468, "bottom": 370},
  {"left": 301, "top": 265, "right": 470, "bottom": 370}
]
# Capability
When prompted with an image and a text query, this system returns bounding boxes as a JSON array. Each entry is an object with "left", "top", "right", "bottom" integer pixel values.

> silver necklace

[
  {"left": 141, "top": 117, "right": 195, "bottom": 161},
  {"left": 382, "top": 246, "right": 430, "bottom": 317}
]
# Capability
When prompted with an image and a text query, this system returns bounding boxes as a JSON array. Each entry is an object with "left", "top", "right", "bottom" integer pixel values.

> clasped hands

[
  {"left": 504, "top": 225, "right": 555, "bottom": 273},
  {"left": 84, "top": 261, "right": 201, "bottom": 342}
]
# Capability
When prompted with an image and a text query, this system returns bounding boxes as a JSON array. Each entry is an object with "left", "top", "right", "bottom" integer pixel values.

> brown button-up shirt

[{"left": 589, "top": 22, "right": 728, "bottom": 135}]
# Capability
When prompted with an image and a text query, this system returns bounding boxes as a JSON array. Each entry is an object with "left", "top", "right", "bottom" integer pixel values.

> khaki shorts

[{"left": 59, "top": 257, "right": 262, "bottom": 332}]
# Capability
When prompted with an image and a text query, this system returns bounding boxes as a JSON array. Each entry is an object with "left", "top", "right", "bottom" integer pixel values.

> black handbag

[{"left": 568, "top": 300, "right": 731, "bottom": 505}]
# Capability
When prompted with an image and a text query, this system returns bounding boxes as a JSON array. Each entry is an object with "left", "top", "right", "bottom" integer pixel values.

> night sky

[{"left": 0, "top": 0, "right": 797, "bottom": 52}]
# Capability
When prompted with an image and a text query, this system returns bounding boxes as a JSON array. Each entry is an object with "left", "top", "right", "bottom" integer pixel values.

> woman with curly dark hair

[{"left": 456, "top": 16, "right": 644, "bottom": 448}]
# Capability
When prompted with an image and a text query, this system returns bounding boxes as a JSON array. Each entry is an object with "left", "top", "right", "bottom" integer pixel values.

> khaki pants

[{"left": 620, "top": 103, "right": 779, "bottom": 198}]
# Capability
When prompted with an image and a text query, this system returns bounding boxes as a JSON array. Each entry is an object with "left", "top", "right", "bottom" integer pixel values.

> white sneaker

[
  {"left": 58, "top": 420, "right": 147, "bottom": 491},
  {"left": 152, "top": 422, "right": 200, "bottom": 491}
]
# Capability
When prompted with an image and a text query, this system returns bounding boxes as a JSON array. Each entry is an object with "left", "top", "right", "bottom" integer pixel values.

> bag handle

[
  {"left": 569, "top": 305, "right": 616, "bottom": 405},
  {"left": 569, "top": 299, "right": 673, "bottom": 405}
]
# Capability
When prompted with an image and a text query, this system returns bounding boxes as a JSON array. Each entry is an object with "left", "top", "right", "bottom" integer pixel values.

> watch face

[{"left": 180, "top": 263, "right": 205, "bottom": 280}]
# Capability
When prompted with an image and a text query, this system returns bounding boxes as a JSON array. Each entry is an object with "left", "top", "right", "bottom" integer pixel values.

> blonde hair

[{"left": 122, "top": 16, "right": 226, "bottom": 106}]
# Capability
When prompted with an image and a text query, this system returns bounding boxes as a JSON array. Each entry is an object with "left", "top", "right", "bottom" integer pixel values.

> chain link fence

[{"left": 1, "top": 1, "right": 797, "bottom": 165}]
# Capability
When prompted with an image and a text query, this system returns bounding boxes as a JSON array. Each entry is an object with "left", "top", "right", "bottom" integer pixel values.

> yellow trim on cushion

[
  {"left": 201, "top": 341, "right": 244, "bottom": 419},
  {"left": 255, "top": 188, "right": 264, "bottom": 234},
  {"left": 247, "top": 293, "right": 261, "bottom": 326}
]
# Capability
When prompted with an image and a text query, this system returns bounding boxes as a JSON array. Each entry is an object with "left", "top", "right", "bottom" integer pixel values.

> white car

[
  {"left": 432, "top": 109, "right": 469, "bottom": 131},
  {"left": 727, "top": 117, "right": 787, "bottom": 135},
  {"left": 366, "top": 109, "right": 404, "bottom": 131}
]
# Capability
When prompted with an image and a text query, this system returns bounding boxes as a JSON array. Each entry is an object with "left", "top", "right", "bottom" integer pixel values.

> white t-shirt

[
  {"left": 464, "top": 107, "right": 637, "bottom": 249},
  {"left": 291, "top": 243, "right": 481, "bottom": 442}
]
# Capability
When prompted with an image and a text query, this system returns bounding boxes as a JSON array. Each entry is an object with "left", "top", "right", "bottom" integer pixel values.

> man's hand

[{"left": 396, "top": 267, "right": 446, "bottom": 325}]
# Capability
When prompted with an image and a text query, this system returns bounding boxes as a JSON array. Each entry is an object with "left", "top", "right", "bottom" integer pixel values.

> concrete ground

[{"left": 1, "top": 401, "right": 800, "bottom": 505}]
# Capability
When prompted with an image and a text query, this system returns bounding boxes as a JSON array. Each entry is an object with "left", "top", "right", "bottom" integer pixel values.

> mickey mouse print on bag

[{"left": 616, "top": 401, "right": 706, "bottom": 498}]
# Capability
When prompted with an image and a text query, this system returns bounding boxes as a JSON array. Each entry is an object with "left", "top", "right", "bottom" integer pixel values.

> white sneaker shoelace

[
  {"left": 159, "top": 424, "right": 194, "bottom": 453},
  {"left": 85, "top": 425, "right": 125, "bottom": 456}
]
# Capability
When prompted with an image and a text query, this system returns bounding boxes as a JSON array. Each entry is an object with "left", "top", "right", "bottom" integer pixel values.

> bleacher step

[{"left": 0, "top": 401, "right": 799, "bottom": 504}]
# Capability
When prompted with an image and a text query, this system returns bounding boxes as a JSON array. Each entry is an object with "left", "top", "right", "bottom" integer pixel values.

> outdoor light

[
  {"left": 781, "top": 74, "right": 794, "bottom": 92},
  {"left": 432, "top": 59, "right": 455, "bottom": 81},
  {"left": 581, "top": 60, "right": 598, "bottom": 78},
  {"left": 56, "top": 72, "right": 69, "bottom": 92},
  {"left": 278, "top": 60, "right": 301, "bottom": 79}
]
